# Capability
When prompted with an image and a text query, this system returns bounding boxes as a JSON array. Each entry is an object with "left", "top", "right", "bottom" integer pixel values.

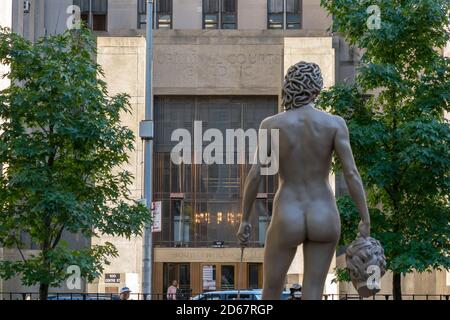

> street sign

[{"left": 105, "top": 273, "right": 121, "bottom": 284}]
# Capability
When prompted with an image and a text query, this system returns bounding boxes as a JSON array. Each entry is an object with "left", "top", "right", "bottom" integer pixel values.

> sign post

[{"left": 141, "top": 0, "right": 154, "bottom": 300}]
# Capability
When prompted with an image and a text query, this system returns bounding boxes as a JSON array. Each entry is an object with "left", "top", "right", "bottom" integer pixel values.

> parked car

[{"left": 191, "top": 289, "right": 291, "bottom": 300}]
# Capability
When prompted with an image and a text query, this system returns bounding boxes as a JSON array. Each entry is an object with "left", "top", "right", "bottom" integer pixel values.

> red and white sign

[{"left": 151, "top": 201, "right": 162, "bottom": 233}]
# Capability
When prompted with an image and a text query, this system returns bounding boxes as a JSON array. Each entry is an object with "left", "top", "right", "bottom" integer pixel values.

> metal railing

[
  {"left": 1, "top": 292, "right": 449, "bottom": 301},
  {"left": 323, "top": 294, "right": 450, "bottom": 300},
  {"left": 0, "top": 292, "right": 174, "bottom": 301}
]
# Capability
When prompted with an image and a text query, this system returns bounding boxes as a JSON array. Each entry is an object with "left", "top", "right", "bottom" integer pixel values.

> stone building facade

[{"left": 1, "top": 0, "right": 448, "bottom": 299}]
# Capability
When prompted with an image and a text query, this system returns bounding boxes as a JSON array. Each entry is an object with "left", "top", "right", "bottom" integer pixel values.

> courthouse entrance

[
  {"left": 154, "top": 248, "right": 265, "bottom": 297},
  {"left": 153, "top": 96, "right": 275, "bottom": 297},
  {"left": 159, "top": 261, "right": 263, "bottom": 296}
]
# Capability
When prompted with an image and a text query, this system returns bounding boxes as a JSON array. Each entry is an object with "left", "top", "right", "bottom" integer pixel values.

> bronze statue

[{"left": 237, "top": 61, "right": 371, "bottom": 300}]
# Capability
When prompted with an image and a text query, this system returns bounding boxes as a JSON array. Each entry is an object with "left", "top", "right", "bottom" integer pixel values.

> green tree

[
  {"left": 0, "top": 27, "right": 150, "bottom": 300},
  {"left": 319, "top": 0, "right": 450, "bottom": 299}
]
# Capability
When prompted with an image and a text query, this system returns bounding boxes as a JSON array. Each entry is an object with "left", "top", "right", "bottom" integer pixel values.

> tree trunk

[
  {"left": 39, "top": 244, "right": 50, "bottom": 300},
  {"left": 393, "top": 272, "right": 402, "bottom": 300},
  {"left": 39, "top": 282, "right": 49, "bottom": 300}
]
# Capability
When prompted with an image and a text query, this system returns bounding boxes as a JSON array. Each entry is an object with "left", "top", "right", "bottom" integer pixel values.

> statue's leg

[
  {"left": 301, "top": 240, "right": 337, "bottom": 300},
  {"left": 261, "top": 238, "right": 297, "bottom": 300}
]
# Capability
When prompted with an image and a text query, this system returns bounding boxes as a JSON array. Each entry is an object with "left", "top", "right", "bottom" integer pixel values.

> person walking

[
  {"left": 166, "top": 280, "right": 178, "bottom": 300},
  {"left": 119, "top": 287, "right": 131, "bottom": 300}
]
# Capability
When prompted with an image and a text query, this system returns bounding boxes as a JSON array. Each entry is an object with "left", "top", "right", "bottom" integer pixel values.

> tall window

[
  {"left": 267, "top": 0, "right": 283, "bottom": 29},
  {"left": 156, "top": 0, "right": 172, "bottom": 28},
  {"left": 203, "top": 0, "right": 237, "bottom": 29},
  {"left": 286, "top": 0, "right": 301, "bottom": 29},
  {"left": 138, "top": 0, "right": 173, "bottom": 29},
  {"left": 73, "top": 0, "right": 108, "bottom": 31},
  {"left": 153, "top": 96, "right": 277, "bottom": 248},
  {"left": 268, "top": 0, "right": 302, "bottom": 29},
  {"left": 138, "top": 0, "right": 146, "bottom": 28}
]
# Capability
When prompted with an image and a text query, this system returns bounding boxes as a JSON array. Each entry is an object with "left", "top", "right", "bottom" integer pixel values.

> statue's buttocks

[{"left": 267, "top": 106, "right": 342, "bottom": 248}]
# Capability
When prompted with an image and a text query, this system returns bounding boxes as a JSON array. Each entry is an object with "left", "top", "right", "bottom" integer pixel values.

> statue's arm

[
  {"left": 333, "top": 117, "right": 370, "bottom": 237},
  {"left": 241, "top": 162, "right": 262, "bottom": 223},
  {"left": 237, "top": 119, "right": 270, "bottom": 245}
]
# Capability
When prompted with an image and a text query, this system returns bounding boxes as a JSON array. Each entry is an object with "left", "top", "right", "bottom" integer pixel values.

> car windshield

[{"left": 202, "top": 294, "right": 221, "bottom": 300}]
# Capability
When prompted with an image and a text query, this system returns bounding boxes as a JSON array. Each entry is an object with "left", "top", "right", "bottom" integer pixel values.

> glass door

[
  {"left": 220, "top": 265, "right": 235, "bottom": 290},
  {"left": 200, "top": 263, "right": 238, "bottom": 292},
  {"left": 163, "top": 263, "right": 191, "bottom": 297}
]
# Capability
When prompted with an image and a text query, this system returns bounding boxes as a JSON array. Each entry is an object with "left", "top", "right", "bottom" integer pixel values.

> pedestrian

[
  {"left": 166, "top": 280, "right": 178, "bottom": 300},
  {"left": 119, "top": 287, "right": 131, "bottom": 300},
  {"left": 288, "top": 283, "right": 302, "bottom": 300}
]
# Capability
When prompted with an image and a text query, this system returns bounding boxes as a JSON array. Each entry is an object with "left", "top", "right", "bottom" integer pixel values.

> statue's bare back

[
  {"left": 267, "top": 104, "right": 341, "bottom": 249},
  {"left": 237, "top": 62, "right": 371, "bottom": 300}
]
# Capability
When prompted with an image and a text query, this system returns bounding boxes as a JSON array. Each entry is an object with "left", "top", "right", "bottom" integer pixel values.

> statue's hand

[
  {"left": 237, "top": 221, "right": 252, "bottom": 247},
  {"left": 358, "top": 220, "right": 370, "bottom": 238}
]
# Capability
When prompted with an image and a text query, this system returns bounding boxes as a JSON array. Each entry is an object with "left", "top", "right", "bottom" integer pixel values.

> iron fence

[{"left": 1, "top": 292, "right": 449, "bottom": 301}]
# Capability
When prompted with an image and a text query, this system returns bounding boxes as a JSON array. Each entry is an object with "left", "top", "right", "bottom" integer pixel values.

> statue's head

[
  {"left": 346, "top": 236, "right": 387, "bottom": 297},
  {"left": 282, "top": 61, "right": 323, "bottom": 111}
]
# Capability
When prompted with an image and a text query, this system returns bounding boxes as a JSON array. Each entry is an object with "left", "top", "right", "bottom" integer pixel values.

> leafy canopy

[
  {"left": 0, "top": 27, "right": 150, "bottom": 288},
  {"left": 319, "top": 0, "right": 450, "bottom": 276}
]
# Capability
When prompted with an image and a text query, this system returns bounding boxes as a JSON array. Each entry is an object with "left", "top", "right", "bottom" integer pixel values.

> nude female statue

[{"left": 237, "top": 61, "right": 371, "bottom": 300}]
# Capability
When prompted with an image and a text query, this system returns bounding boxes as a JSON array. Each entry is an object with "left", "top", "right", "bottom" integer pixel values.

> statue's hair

[
  {"left": 282, "top": 61, "right": 323, "bottom": 111},
  {"left": 346, "top": 237, "right": 387, "bottom": 284}
]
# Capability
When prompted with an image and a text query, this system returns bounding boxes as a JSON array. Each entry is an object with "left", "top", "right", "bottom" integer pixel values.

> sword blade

[{"left": 237, "top": 246, "right": 244, "bottom": 300}]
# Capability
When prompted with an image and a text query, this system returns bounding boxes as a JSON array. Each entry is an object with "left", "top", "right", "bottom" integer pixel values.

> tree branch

[
  {"left": 14, "top": 239, "right": 27, "bottom": 262},
  {"left": 51, "top": 225, "right": 65, "bottom": 249}
]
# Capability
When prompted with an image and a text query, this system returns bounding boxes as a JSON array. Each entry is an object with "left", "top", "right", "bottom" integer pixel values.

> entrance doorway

[
  {"left": 201, "top": 263, "right": 238, "bottom": 292},
  {"left": 163, "top": 263, "right": 190, "bottom": 298}
]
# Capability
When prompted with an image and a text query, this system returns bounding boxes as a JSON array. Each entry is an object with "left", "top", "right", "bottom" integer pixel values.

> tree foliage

[
  {"left": 0, "top": 27, "right": 150, "bottom": 299},
  {"left": 319, "top": 0, "right": 450, "bottom": 298}
]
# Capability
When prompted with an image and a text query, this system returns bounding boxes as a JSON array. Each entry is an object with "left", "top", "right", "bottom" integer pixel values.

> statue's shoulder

[
  {"left": 312, "top": 108, "right": 344, "bottom": 126},
  {"left": 313, "top": 107, "right": 339, "bottom": 119},
  {"left": 259, "top": 112, "right": 285, "bottom": 130},
  {"left": 331, "top": 114, "right": 347, "bottom": 128}
]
